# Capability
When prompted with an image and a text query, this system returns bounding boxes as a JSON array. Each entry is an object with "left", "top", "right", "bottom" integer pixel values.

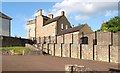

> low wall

[
  {"left": 65, "top": 64, "right": 93, "bottom": 72},
  {"left": 37, "top": 31, "right": 120, "bottom": 63},
  {"left": 65, "top": 64, "right": 120, "bottom": 72},
  {"left": 0, "top": 36, "right": 34, "bottom": 47}
]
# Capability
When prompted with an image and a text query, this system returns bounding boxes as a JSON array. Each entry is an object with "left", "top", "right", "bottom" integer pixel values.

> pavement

[{"left": 2, "top": 55, "right": 119, "bottom": 71}]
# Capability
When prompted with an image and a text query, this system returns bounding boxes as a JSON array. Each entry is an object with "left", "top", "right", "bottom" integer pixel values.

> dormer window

[{"left": 61, "top": 23, "right": 64, "bottom": 30}]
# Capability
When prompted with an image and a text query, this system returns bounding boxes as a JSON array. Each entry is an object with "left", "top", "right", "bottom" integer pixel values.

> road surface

[{"left": 2, "top": 55, "right": 119, "bottom": 71}]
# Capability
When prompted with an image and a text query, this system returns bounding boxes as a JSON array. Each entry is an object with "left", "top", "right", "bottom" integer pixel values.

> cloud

[
  {"left": 27, "top": 10, "right": 48, "bottom": 21},
  {"left": 24, "top": 10, "right": 48, "bottom": 31},
  {"left": 50, "top": 0, "right": 118, "bottom": 20},
  {"left": 33, "top": 12, "right": 37, "bottom": 17},
  {"left": 105, "top": 10, "right": 118, "bottom": 17},
  {"left": 75, "top": 15, "right": 89, "bottom": 21}
]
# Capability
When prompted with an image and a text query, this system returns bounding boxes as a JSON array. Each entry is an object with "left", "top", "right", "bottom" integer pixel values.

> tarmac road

[{"left": 2, "top": 55, "right": 119, "bottom": 71}]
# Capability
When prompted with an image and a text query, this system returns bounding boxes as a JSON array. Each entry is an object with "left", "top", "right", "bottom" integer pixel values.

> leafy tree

[{"left": 98, "top": 16, "right": 120, "bottom": 32}]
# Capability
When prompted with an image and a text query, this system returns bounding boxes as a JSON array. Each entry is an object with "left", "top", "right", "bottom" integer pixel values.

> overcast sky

[{"left": 1, "top": 0, "right": 119, "bottom": 38}]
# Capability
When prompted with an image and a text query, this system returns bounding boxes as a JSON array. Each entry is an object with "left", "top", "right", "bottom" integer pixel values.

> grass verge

[{"left": 0, "top": 46, "right": 32, "bottom": 55}]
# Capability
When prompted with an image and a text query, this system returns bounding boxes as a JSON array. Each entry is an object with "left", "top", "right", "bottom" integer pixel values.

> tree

[{"left": 98, "top": 16, "right": 120, "bottom": 32}]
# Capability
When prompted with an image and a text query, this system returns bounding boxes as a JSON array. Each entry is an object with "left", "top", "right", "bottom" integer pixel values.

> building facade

[
  {"left": 26, "top": 9, "right": 93, "bottom": 43},
  {"left": 0, "top": 12, "right": 12, "bottom": 36},
  {"left": 26, "top": 19, "right": 35, "bottom": 40}
]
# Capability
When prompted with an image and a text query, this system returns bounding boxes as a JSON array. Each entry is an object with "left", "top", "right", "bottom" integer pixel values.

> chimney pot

[
  {"left": 72, "top": 25, "right": 74, "bottom": 27},
  {"left": 61, "top": 11, "right": 65, "bottom": 16},
  {"left": 38, "top": 9, "right": 42, "bottom": 16},
  {"left": 48, "top": 14, "right": 54, "bottom": 19}
]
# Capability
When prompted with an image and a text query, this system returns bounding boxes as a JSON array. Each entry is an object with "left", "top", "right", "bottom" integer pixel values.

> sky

[{"left": 1, "top": 0, "right": 119, "bottom": 38}]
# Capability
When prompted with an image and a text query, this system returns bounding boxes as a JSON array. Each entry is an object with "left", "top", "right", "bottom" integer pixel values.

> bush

[{"left": 98, "top": 16, "right": 120, "bottom": 32}]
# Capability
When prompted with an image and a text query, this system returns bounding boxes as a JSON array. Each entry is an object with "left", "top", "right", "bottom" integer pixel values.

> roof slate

[
  {"left": 57, "top": 24, "right": 86, "bottom": 35},
  {"left": 42, "top": 15, "right": 50, "bottom": 19},
  {"left": 0, "top": 12, "right": 12, "bottom": 20},
  {"left": 44, "top": 16, "right": 62, "bottom": 25}
]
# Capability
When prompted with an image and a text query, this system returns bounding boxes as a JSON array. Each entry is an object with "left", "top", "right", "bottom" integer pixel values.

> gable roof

[
  {"left": 57, "top": 24, "right": 86, "bottom": 35},
  {"left": 0, "top": 12, "right": 12, "bottom": 20},
  {"left": 44, "top": 16, "right": 62, "bottom": 26}
]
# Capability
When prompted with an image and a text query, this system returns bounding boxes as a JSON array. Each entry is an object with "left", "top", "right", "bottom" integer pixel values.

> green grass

[{"left": 0, "top": 46, "right": 32, "bottom": 55}]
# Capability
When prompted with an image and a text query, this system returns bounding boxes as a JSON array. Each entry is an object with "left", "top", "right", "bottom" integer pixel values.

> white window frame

[
  {"left": 66, "top": 25, "right": 68, "bottom": 29},
  {"left": 61, "top": 23, "right": 64, "bottom": 29}
]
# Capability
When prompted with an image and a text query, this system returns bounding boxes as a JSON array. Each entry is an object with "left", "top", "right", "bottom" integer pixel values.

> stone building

[
  {"left": 26, "top": 19, "right": 35, "bottom": 40},
  {"left": 26, "top": 9, "right": 93, "bottom": 42},
  {"left": 0, "top": 12, "right": 12, "bottom": 36}
]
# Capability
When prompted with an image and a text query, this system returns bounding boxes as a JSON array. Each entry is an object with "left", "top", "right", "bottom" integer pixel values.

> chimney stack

[
  {"left": 61, "top": 11, "right": 65, "bottom": 16},
  {"left": 48, "top": 14, "right": 54, "bottom": 19},
  {"left": 38, "top": 9, "right": 42, "bottom": 16}
]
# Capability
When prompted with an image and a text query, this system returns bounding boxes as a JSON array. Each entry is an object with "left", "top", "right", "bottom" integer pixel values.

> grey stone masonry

[{"left": 37, "top": 31, "right": 120, "bottom": 63}]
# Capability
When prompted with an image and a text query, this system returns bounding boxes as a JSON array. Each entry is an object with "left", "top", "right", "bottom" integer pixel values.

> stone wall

[
  {"left": 65, "top": 64, "right": 93, "bottom": 72},
  {"left": 37, "top": 31, "right": 120, "bottom": 63},
  {"left": 62, "top": 44, "right": 70, "bottom": 57},
  {"left": 1, "top": 36, "right": 34, "bottom": 47}
]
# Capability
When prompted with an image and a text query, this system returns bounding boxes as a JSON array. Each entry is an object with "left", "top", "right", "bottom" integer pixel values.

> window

[
  {"left": 61, "top": 24, "right": 64, "bottom": 29},
  {"left": 44, "top": 37, "right": 46, "bottom": 44},
  {"left": 66, "top": 25, "right": 68, "bottom": 29},
  {"left": 29, "top": 29, "right": 31, "bottom": 37},
  {"left": 31, "top": 37, "right": 35, "bottom": 41},
  {"left": 81, "top": 37, "right": 88, "bottom": 44}
]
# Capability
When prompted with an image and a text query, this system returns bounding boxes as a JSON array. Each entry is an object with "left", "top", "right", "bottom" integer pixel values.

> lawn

[{"left": 0, "top": 46, "right": 32, "bottom": 55}]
